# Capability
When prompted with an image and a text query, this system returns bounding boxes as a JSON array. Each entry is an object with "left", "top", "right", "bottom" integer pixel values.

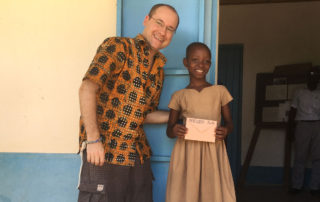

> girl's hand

[
  {"left": 215, "top": 126, "right": 228, "bottom": 141},
  {"left": 173, "top": 124, "right": 187, "bottom": 138},
  {"left": 216, "top": 104, "right": 234, "bottom": 141}
]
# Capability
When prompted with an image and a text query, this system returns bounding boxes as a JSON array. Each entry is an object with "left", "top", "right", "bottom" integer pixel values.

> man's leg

[
  {"left": 127, "top": 157, "right": 153, "bottom": 202},
  {"left": 78, "top": 151, "right": 130, "bottom": 202},
  {"left": 310, "top": 122, "right": 320, "bottom": 191},
  {"left": 291, "top": 122, "right": 312, "bottom": 189}
]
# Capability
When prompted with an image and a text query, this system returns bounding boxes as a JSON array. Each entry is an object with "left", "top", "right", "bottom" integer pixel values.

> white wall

[
  {"left": 0, "top": 0, "right": 117, "bottom": 153},
  {"left": 219, "top": 1, "right": 320, "bottom": 166}
]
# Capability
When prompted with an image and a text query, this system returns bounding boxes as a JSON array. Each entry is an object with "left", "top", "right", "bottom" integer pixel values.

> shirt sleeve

[
  {"left": 146, "top": 71, "right": 165, "bottom": 113},
  {"left": 220, "top": 85, "right": 233, "bottom": 106},
  {"left": 291, "top": 90, "right": 300, "bottom": 109},
  {"left": 168, "top": 91, "right": 181, "bottom": 111},
  {"left": 83, "top": 37, "right": 126, "bottom": 88}
]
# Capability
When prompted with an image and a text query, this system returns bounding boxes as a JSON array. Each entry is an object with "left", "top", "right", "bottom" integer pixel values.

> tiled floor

[{"left": 236, "top": 185, "right": 320, "bottom": 202}]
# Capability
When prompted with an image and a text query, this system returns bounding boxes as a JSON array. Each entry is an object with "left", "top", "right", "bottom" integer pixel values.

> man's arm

[
  {"left": 79, "top": 80, "right": 105, "bottom": 166},
  {"left": 287, "top": 107, "right": 297, "bottom": 142},
  {"left": 144, "top": 110, "right": 170, "bottom": 124}
]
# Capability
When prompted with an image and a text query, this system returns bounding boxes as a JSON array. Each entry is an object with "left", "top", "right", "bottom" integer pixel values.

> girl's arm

[
  {"left": 166, "top": 109, "right": 188, "bottom": 138},
  {"left": 216, "top": 104, "right": 234, "bottom": 141}
]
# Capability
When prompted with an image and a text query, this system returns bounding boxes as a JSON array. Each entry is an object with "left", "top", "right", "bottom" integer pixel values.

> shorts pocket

[{"left": 78, "top": 183, "right": 106, "bottom": 202}]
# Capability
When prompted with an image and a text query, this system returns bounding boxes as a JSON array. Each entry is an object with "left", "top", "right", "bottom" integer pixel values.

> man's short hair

[{"left": 148, "top": 4, "right": 180, "bottom": 29}]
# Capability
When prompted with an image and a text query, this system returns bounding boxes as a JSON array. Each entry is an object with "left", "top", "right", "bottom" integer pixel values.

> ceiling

[{"left": 220, "top": 0, "right": 320, "bottom": 5}]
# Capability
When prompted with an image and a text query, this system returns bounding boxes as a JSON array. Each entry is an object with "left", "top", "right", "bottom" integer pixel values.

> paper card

[{"left": 185, "top": 117, "right": 217, "bottom": 142}]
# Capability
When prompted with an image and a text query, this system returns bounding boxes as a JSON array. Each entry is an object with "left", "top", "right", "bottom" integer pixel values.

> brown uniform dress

[{"left": 166, "top": 85, "right": 236, "bottom": 202}]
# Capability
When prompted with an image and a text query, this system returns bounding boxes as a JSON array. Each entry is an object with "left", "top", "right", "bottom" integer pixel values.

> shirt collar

[
  {"left": 135, "top": 34, "right": 147, "bottom": 44},
  {"left": 134, "top": 34, "right": 167, "bottom": 64}
]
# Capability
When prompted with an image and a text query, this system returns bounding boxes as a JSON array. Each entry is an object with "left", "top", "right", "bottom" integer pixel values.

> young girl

[{"left": 165, "top": 42, "right": 236, "bottom": 202}]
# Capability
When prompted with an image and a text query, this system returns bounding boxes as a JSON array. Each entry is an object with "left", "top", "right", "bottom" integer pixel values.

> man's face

[{"left": 142, "top": 6, "right": 179, "bottom": 52}]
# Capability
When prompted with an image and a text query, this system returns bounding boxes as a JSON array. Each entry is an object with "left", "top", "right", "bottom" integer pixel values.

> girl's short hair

[{"left": 186, "top": 42, "right": 211, "bottom": 58}]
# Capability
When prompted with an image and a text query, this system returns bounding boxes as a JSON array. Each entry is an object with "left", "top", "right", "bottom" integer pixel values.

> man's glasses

[{"left": 150, "top": 17, "right": 176, "bottom": 34}]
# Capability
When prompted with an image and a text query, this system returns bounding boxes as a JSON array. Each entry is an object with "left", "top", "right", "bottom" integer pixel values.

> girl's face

[{"left": 184, "top": 46, "right": 211, "bottom": 80}]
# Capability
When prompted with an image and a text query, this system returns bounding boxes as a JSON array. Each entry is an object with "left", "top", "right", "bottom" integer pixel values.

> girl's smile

[{"left": 184, "top": 46, "right": 211, "bottom": 80}]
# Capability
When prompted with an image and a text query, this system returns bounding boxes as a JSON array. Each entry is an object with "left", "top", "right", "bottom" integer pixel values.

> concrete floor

[{"left": 236, "top": 185, "right": 320, "bottom": 202}]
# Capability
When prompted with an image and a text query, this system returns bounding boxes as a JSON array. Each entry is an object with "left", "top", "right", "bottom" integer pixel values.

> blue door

[
  {"left": 117, "top": 1, "right": 219, "bottom": 201},
  {"left": 218, "top": 44, "right": 243, "bottom": 182}
]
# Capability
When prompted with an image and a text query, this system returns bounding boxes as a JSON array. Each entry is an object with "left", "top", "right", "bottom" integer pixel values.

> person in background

[
  {"left": 288, "top": 67, "right": 320, "bottom": 196},
  {"left": 77, "top": 4, "right": 179, "bottom": 202}
]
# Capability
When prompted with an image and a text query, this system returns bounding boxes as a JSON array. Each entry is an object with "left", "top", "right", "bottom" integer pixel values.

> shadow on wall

[
  {"left": 0, "top": 195, "right": 11, "bottom": 202},
  {"left": 0, "top": 153, "right": 81, "bottom": 202}
]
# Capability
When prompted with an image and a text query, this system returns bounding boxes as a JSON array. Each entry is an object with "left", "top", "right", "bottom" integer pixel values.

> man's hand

[{"left": 86, "top": 142, "right": 105, "bottom": 166}]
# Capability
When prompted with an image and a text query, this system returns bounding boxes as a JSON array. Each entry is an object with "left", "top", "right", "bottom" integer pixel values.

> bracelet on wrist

[{"left": 85, "top": 137, "right": 102, "bottom": 144}]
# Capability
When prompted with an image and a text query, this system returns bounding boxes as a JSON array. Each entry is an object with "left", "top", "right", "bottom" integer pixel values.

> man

[
  {"left": 77, "top": 4, "right": 179, "bottom": 202},
  {"left": 288, "top": 68, "right": 320, "bottom": 196}
]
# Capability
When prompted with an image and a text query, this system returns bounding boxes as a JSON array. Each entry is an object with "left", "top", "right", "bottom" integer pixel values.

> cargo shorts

[{"left": 78, "top": 151, "right": 154, "bottom": 202}]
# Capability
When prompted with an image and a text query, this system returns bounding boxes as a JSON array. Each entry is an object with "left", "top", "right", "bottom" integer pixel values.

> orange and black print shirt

[{"left": 79, "top": 34, "right": 166, "bottom": 166}]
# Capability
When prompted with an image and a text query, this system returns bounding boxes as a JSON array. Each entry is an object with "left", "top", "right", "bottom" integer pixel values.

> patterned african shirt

[{"left": 79, "top": 34, "right": 166, "bottom": 166}]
